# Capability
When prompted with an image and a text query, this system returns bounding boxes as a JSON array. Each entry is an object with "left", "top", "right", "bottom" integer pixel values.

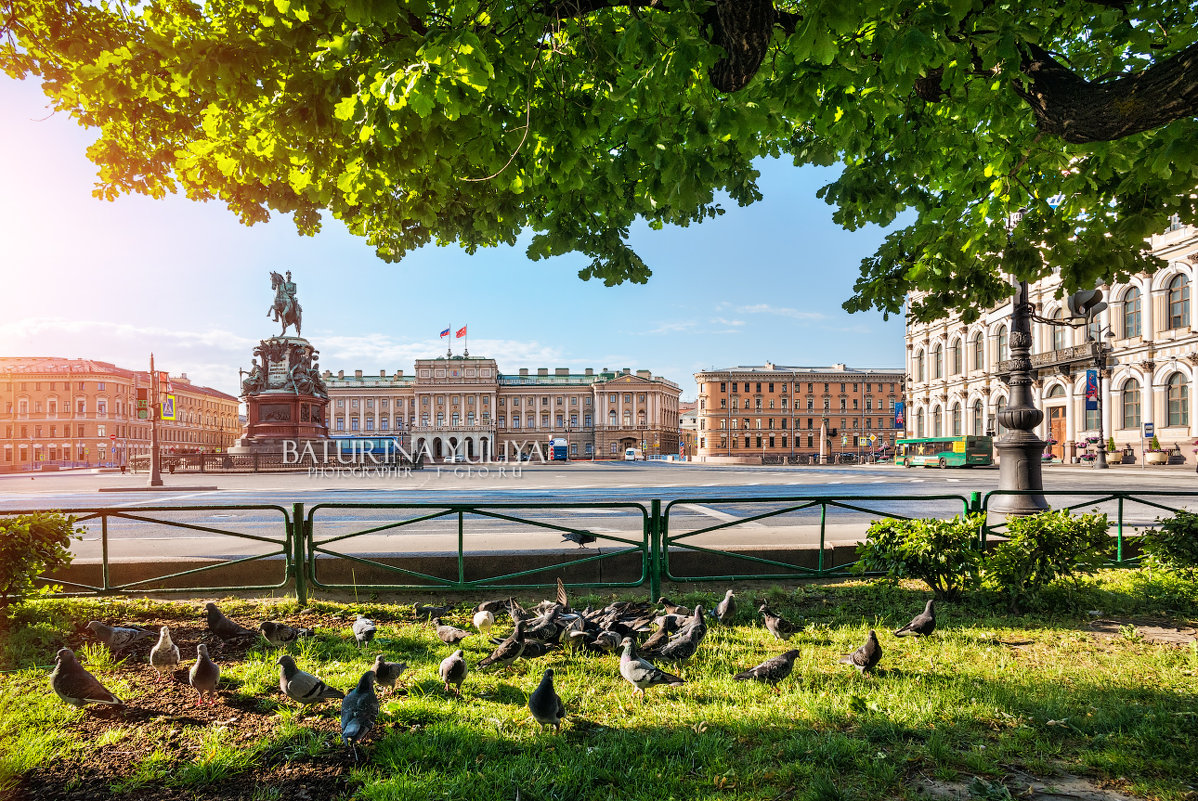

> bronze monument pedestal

[{"left": 231, "top": 335, "right": 330, "bottom": 456}]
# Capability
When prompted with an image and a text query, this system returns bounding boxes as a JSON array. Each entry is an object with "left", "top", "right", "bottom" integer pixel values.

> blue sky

[{"left": 0, "top": 75, "right": 905, "bottom": 400}]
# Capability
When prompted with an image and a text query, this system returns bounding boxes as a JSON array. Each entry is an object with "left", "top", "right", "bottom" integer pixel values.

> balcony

[{"left": 995, "top": 341, "right": 1102, "bottom": 374}]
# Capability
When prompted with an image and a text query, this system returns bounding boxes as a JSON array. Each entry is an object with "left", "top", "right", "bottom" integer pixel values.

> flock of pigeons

[{"left": 48, "top": 588, "right": 937, "bottom": 759}]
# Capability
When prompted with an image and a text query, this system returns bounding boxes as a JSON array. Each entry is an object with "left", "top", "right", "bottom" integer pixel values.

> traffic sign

[
  {"left": 1143, "top": 422, "right": 1154, "bottom": 438},
  {"left": 869, "top": 434, "right": 877, "bottom": 444},
  {"left": 109, "top": 434, "right": 116, "bottom": 441},
  {"left": 161, "top": 394, "right": 177, "bottom": 421}
]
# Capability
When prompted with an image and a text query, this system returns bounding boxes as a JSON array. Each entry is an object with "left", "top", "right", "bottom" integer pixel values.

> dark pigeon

[
  {"left": 353, "top": 616, "right": 377, "bottom": 648},
  {"left": 415, "top": 603, "right": 452, "bottom": 619},
  {"left": 618, "top": 637, "right": 685, "bottom": 700},
  {"left": 371, "top": 654, "right": 408, "bottom": 694},
  {"left": 839, "top": 630, "right": 883, "bottom": 673},
  {"left": 656, "top": 606, "right": 706, "bottom": 663},
  {"left": 894, "top": 600, "right": 936, "bottom": 637},
  {"left": 714, "top": 589, "right": 737, "bottom": 625},
  {"left": 205, "top": 603, "right": 256, "bottom": 641},
  {"left": 276, "top": 654, "right": 344, "bottom": 706},
  {"left": 528, "top": 668, "right": 565, "bottom": 732},
  {"left": 759, "top": 604, "right": 801, "bottom": 641},
  {"left": 439, "top": 649, "right": 468, "bottom": 695},
  {"left": 341, "top": 670, "right": 380, "bottom": 762},
  {"left": 50, "top": 648, "right": 122, "bottom": 708},
  {"left": 657, "top": 597, "right": 692, "bottom": 616},
  {"left": 638, "top": 616, "right": 678, "bottom": 657},
  {"left": 472, "top": 599, "right": 512, "bottom": 616},
  {"left": 259, "top": 621, "right": 315, "bottom": 648},
  {"left": 734, "top": 649, "right": 801, "bottom": 688},
  {"left": 433, "top": 618, "right": 470, "bottom": 645},
  {"left": 561, "top": 530, "right": 597, "bottom": 548},
  {"left": 477, "top": 620, "right": 525, "bottom": 671},
  {"left": 189, "top": 644, "right": 220, "bottom": 705},
  {"left": 85, "top": 621, "right": 150, "bottom": 652}
]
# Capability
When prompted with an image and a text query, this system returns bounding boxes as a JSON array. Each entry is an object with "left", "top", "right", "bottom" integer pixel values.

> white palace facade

[{"left": 905, "top": 221, "right": 1198, "bottom": 463}]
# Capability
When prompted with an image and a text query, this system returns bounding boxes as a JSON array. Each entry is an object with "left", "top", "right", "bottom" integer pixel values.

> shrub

[
  {"left": 0, "top": 513, "right": 81, "bottom": 610},
  {"left": 1139, "top": 510, "right": 1198, "bottom": 577},
  {"left": 853, "top": 514, "right": 984, "bottom": 601},
  {"left": 984, "top": 510, "right": 1110, "bottom": 612}
]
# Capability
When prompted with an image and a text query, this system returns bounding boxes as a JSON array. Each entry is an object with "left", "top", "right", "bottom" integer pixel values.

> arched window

[
  {"left": 951, "top": 402, "right": 962, "bottom": 436},
  {"left": 1168, "top": 372, "right": 1189, "bottom": 427},
  {"left": 972, "top": 333, "right": 984, "bottom": 371},
  {"left": 995, "top": 397, "right": 1007, "bottom": 435},
  {"left": 1046, "top": 384, "right": 1065, "bottom": 399},
  {"left": 972, "top": 400, "right": 983, "bottom": 435},
  {"left": 1168, "top": 274, "right": 1190, "bottom": 330},
  {"left": 1121, "top": 378, "right": 1141, "bottom": 429},
  {"left": 915, "top": 408, "right": 925, "bottom": 438},
  {"left": 1122, "top": 287, "right": 1141, "bottom": 338},
  {"left": 996, "top": 326, "right": 1008, "bottom": 363},
  {"left": 932, "top": 406, "right": 943, "bottom": 437},
  {"left": 950, "top": 339, "right": 963, "bottom": 375},
  {"left": 1051, "top": 309, "right": 1066, "bottom": 351},
  {"left": 916, "top": 350, "right": 926, "bottom": 382},
  {"left": 933, "top": 344, "right": 943, "bottom": 379}
]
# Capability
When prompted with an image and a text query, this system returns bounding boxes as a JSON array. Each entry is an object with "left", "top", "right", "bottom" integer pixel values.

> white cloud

[
  {"left": 645, "top": 321, "right": 698, "bottom": 335},
  {"left": 735, "top": 304, "right": 827, "bottom": 321},
  {"left": 709, "top": 317, "right": 745, "bottom": 327}
]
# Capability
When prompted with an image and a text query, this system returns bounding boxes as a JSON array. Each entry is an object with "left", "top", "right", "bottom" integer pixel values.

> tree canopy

[{"left": 4, "top": 0, "right": 1197, "bottom": 321}]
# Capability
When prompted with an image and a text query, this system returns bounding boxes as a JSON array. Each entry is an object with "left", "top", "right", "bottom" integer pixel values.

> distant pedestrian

[{"left": 120, "top": 465, "right": 126, "bottom": 474}]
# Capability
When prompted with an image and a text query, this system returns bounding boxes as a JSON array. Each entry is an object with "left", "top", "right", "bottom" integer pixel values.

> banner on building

[
  {"left": 893, "top": 402, "right": 905, "bottom": 429},
  {"left": 1084, "top": 369, "right": 1099, "bottom": 411}
]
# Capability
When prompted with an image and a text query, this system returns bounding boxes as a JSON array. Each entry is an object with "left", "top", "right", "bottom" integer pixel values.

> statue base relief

[{"left": 233, "top": 332, "right": 330, "bottom": 454}]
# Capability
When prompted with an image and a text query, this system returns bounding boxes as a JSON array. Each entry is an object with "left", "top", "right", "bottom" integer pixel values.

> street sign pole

[{"left": 149, "top": 353, "right": 163, "bottom": 487}]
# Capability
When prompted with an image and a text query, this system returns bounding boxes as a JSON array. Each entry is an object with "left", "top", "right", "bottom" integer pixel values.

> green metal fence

[
  {"left": 661, "top": 494, "right": 974, "bottom": 583},
  {"left": 301, "top": 501, "right": 653, "bottom": 604},
  {"left": 21, "top": 504, "right": 295, "bottom": 596}
]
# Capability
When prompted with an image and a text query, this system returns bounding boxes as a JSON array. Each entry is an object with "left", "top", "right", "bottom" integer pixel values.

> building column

[
  {"left": 1064, "top": 381, "right": 1076, "bottom": 447},
  {"left": 1190, "top": 371, "right": 1198, "bottom": 438}
]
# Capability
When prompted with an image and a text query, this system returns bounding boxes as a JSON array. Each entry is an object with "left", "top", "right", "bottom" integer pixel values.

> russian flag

[{"left": 440, "top": 328, "right": 450, "bottom": 338}]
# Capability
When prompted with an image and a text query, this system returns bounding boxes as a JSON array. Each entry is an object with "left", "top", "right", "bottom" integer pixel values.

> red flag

[
  {"left": 159, "top": 371, "right": 172, "bottom": 392},
  {"left": 455, "top": 326, "right": 467, "bottom": 338}
]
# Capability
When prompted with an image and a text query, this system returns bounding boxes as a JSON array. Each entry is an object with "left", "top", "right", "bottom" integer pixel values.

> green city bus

[{"left": 895, "top": 436, "right": 993, "bottom": 468}]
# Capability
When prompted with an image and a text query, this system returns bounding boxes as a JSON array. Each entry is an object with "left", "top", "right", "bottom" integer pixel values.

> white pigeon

[
  {"left": 472, "top": 609, "right": 495, "bottom": 638},
  {"left": 149, "top": 626, "right": 181, "bottom": 680}
]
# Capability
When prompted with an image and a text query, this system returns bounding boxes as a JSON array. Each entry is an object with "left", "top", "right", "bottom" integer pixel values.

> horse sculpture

[{"left": 267, "top": 270, "right": 302, "bottom": 337}]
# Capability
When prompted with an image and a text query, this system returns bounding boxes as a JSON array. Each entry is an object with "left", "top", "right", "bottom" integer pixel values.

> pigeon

[
  {"left": 618, "top": 637, "right": 685, "bottom": 700},
  {"left": 259, "top": 621, "right": 314, "bottom": 648},
  {"left": 341, "top": 670, "right": 380, "bottom": 762},
  {"left": 439, "top": 649, "right": 468, "bottom": 695},
  {"left": 353, "top": 616, "right": 377, "bottom": 648},
  {"left": 371, "top": 654, "right": 408, "bottom": 694},
  {"left": 714, "top": 589, "right": 737, "bottom": 625},
  {"left": 50, "top": 648, "right": 123, "bottom": 708},
  {"left": 472, "top": 599, "right": 511, "bottom": 616},
  {"left": 893, "top": 600, "right": 936, "bottom": 637},
  {"left": 759, "top": 604, "right": 801, "bottom": 641},
  {"left": 433, "top": 618, "right": 470, "bottom": 645},
  {"left": 656, "top": 606, "right": 706, "bottom": 664},
  {"left": 477, "top": 620, "right": 526, "bottom": 671},
  {"left": 678, "top": 605, "right": 708, "bottom": 641},
  {"left": 149, "top": 626, "right": 180, "bottom": 680},
  {"left": 590, "top": 630, "right": 624, "bottom": 653},
  {"left": 276, "top": 655, "right": 345, "bottom": 706},
  {"left": 205, "top": 603, "right": 256, "bottom": 641},
  {"left": 561, "top": 530, "right": 597, "bottom": 548},
  {"left": 85, "top": 621, "right": 150, "bottom": 652},
  {"left": 473, "top": 609, "right": 495, "bottom": 637},
  {"left": 838, "top": 630, "right": 883, "bottom": 673},
  {"left": 734, "top": 649, "right": 801, "bottom": 688},
  {"left": 513, "top": 640, "right": 557, "bottom": 659},
  {"left": 657, "top": 597, "right": 692, "bottom": 616},
  {"left": 415, "top": 603, "right": 452, "bottom": 619},
  {"left": 555, "top": 577, "right": 571, "bottom": 612},
  {"left": 638, "top": 616, "right": 678, "bottom": 657},
  {"left": 528, "top": 668, "right": 565, "bottom": 732},
  {"left": 189, "top": 644, "right": 220, "bottom": 704}
]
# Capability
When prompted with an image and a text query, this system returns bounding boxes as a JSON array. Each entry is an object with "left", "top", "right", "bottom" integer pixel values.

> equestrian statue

[{"left": 267, "top": 270, "right": 302, "bottom": 337}]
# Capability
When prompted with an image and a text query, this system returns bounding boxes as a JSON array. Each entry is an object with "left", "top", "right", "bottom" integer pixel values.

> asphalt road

[{"left": 2, "top": 462, "right": 1194, "bottom": 564}]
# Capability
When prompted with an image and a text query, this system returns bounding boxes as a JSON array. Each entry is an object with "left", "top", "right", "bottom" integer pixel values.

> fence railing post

[
  {"left": 1116, "top": 495, "right": 1125, "bottom": 563},
  {"left": 292, "top": 502, "right": 307, "bottom": 606},
  {"left": 649, "top": 499, "right": 662, "bottom": 601},
  {"left": 101, "top": 513, "right": 111, "bottom": 593}
]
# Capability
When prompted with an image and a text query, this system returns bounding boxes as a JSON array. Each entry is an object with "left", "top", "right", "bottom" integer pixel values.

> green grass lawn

[{"left": 0, "top": 570, "right": 1195, "bottom": 801}]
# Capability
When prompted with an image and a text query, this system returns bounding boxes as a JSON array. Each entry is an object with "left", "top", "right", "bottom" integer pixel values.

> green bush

[
  {"left": 853, "top": 514, "right": 984, "bottom": 601},
  {"left": 985, "top": 510, "right": 1110, "bottom": 612},
  {"left": 1139, "top": 510, "right": 1198, "bottom": 577},
  {"left": 0, "top": 513, "right": 81, "bottom": 610}
]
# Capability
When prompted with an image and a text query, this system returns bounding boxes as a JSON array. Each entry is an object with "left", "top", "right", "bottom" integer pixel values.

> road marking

[
  {"left": 678, "top": 504, "right": 767, "bottom": 528},
  {"left": 946, "top": 478, "right": 962, "bottom": 482}
]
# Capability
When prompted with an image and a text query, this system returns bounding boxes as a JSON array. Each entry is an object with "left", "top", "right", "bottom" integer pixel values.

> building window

[
  {"left": 1122, "top": 287, "right": 1141, "bottom": 338},
  {"left": 950, "top": 403, "right": 961, "bottom": 436},
  {"left": 512, "top": 415, "right": 520, "bottom": 428},
  {"left": 915, "top": 408, "right": 925, "bottom": 438},
  {"left": 1167, "top": 372, "right": 1189, "bottom": 427},
  {"left": 1052, "top": 309, "right": 1066, "bottom": 351},
  {"left": 1168, "top": 275, "right": 1190, "bottom": 329},
  {"left": 350, "top": 418, "right": 359, "bottom": 431},
  {"left": 972, "top": 333, "right": 984, "bottom": 370},
  {"left": 996, "top": 326, "right": 1008, "bottom": 362},
  {"left": 933, "top": 407, "right": 942, "bottom": 437},
  {"left": 932, "top": 344, "right": 943, "bottom": 379},
  {"left": 972, "top": 400, "right": 983, "bottom": 435},
  {"left": 1121, "top": 379, "right": 1140, "bottom": 429},
  {"left": 995, "top": 397, "right": 1007, "bottom": 435},
  {"left": 916, "top": 350, "right": 925, "bottom": 382},
  {"left": 950, "top": 340, "right": 962, "bottom": 375}
]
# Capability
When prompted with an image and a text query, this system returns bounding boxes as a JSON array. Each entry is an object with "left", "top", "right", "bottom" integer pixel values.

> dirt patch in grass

[
  {"left": 916, "top": 771, "right": 1142, "bottom": 801},
  {"left": 1087, "top": 618, "right": 1197, "bottom": 645}
]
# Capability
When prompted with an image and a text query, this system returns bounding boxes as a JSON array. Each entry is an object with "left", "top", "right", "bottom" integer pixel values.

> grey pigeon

[
  {"left": 894, "top": 600, "right": 936, "bottom": 637},
  {"left": 759, "top": 604, "right": 801, "bottom": 641},
  {"left": 433, "top": 618, "right": 470, "bottom": 645},
  {"left": 259, "top": 621, "right": 314, "bottom": 648},
  {"left": 734, "top": 649, "right": 801, "bottom": 688},
  {"left": 341, "top": 670, "right": 380, "bottom": 762},
  {"left": 472, "top": 599, "right": 511, "bottom": 616},
  {"left": 371, "top": 654, "right": 408, "bottom": 694},
  {"left": 276, "top": 654, "right": 345, "bottom": 706},
  {"left": 415, "top": 603, "right": 452, "bottom": 619},
  {"left": 205, "top": 603, "right": 256, "bottom": 641},
  {"left": 439, "top": 649, "right": 468, "bottom": 695},
  {"left": 714, "top": 589, "right": 737, "bottom": 625},
  {"left": 85, "top": 621, "right": 150, "bottom": 652},
  {"left": 590, "top": 630, "right": 623, "bottom": 653},
  {"left": 838, "top": 630, "right": 883, "bottom": 673},
  {"left": 477, "top": 620, "right": 525, "bottom": 671},
  {"left": 678, "top": 605, "right": 708, "bottom": 642},
  {"left": 189, "top": 644, "right": 220, "bottom": 704},
  {"left": 528, "top": 668, "right": 565, "bottom": 732},
  {"left": 50, "top": 648, "right": 123, "bottom": 708},
  {"left": 638, "top": 616, "right": 678, "bottom": 657},
  {"left": 618, "top": 637, "right": 685, "bottom": 700},
  {"left": 149, "top": 625, "right": 180, "bottom": 680},
  {"left": 353, "top": 615, "right": 377, "bottom": 647},
  {"left": 561, "top": 530, "right": 597, "bottom": 548},
  {"left": 516, "top": 640, "right": 558, "bottom": 659},
  {"left": 657, "top": 597, "right": 692, "bottom": 616},
  {"left": 656, "top": 607, "right": 706, "bottom": 663}
]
